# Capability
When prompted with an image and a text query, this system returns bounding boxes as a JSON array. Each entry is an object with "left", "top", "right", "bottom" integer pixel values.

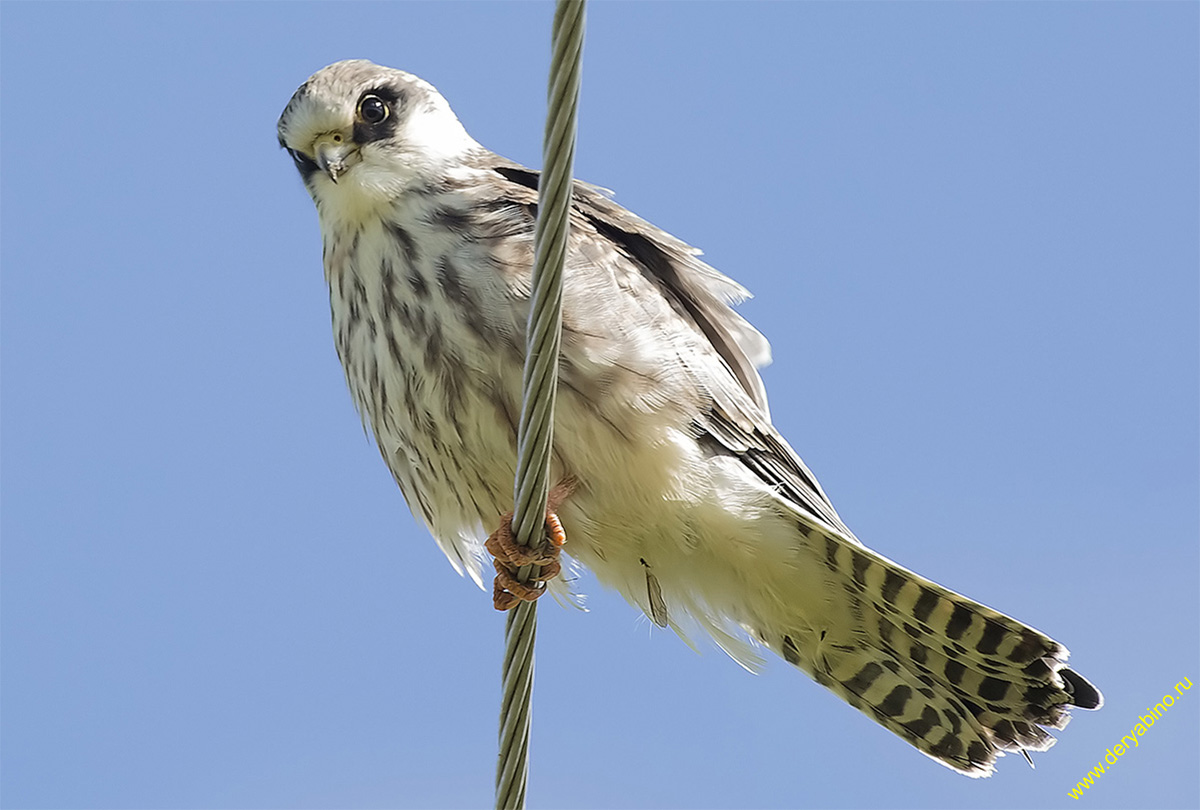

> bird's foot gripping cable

[{"left": 486, "top": 479, "right": 575, "bottom": 610}]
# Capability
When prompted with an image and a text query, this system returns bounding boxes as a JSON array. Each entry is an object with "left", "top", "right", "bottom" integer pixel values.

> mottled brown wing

[{"left": 478, "top": 157, "right": 852, "bottom": 538}]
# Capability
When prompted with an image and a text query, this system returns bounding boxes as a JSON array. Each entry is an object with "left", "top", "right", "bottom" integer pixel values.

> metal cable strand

[{"left": 495, "top": 2, "right": 586, "bottom": 809}]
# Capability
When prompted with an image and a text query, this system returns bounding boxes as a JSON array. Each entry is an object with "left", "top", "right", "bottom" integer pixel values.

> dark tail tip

[{"left": 1061, "top": 668, "right": 1103, "bottom": 710}]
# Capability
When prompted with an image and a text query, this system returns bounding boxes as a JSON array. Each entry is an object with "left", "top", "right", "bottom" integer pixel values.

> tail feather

[
  {"left": 810, "top": 642, "right": 999, "bottom": 776},
  {"left": 769, "top": 526, "right": 1101, "bottom": 777}
]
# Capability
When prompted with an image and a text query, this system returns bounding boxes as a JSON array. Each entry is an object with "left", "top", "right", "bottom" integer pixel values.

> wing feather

[{"left": 474, "top": 156, "right": 849, "bottom": 536}]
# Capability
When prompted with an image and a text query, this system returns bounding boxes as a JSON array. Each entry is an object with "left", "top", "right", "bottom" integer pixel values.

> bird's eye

[{"left": 357, "top": 94, "right": 390, "bottom": 125}]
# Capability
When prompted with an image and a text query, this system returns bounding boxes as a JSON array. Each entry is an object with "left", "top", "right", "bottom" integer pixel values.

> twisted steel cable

[{"left": 494, "top": 2, "right": 586, "bottom": 808}]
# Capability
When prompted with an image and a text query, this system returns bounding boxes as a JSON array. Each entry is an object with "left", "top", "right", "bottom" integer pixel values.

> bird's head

[{"left": 278, "top": 60, "right": 480, "bottom": 210}]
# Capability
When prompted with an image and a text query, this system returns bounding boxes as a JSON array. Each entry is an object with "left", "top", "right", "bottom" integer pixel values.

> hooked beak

[{"left": 314, "top": 135, "right": 357, "bottom": 183}]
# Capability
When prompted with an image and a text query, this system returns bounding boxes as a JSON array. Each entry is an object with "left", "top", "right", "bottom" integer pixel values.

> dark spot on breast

[
  {"left": 386, "top": 332, "right": 403, "bottom": 365},
  {"left": 426, "top": 205, "right": 473, "bottom": 234},
  {"left": 407, "top": 268, "right": 429, "bottom": 299},
  {"left": 437, "top": 256, "right": 483, "bottom": 325},
  {"left": 380, "top": 259, "right": 402, "bottom": 316},
  {"left": 423, "top": 323, "right": 445, "bottom": 371},
  {"left": 388, "top": 222, "right": 420, "bottom": 266}
]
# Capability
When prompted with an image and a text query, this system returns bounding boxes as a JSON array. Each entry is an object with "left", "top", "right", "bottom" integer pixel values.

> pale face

[{"left": 277, "top": 59, "right": 481, "bottom": 217}]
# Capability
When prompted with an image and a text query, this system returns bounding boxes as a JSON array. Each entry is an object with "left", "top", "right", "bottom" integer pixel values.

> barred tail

[{"left": 772, "top": 526, "right": 1102, "bottom": 777}]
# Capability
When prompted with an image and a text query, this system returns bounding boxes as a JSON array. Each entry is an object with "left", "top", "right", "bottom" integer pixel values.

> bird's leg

[{"left": 486, "top": 479, "right": 575, "bottom": 611}]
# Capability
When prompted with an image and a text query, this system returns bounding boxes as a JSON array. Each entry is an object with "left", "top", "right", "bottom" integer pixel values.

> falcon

[{"left": 277, "top": 59, "right": 1101, "bottom": 776}]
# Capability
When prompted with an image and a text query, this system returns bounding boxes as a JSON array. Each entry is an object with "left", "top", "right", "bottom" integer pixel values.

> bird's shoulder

[
  {"left": 464, "top": 154, "right": 772, "bottom": 407},
  {"left": 460, "top": 154, "right": 845, "bottom": 531}
]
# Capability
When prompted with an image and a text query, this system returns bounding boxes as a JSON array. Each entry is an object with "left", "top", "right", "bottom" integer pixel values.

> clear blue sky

[{"left": 2, "top": 2, "right": 1196, "bottom": 808}]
